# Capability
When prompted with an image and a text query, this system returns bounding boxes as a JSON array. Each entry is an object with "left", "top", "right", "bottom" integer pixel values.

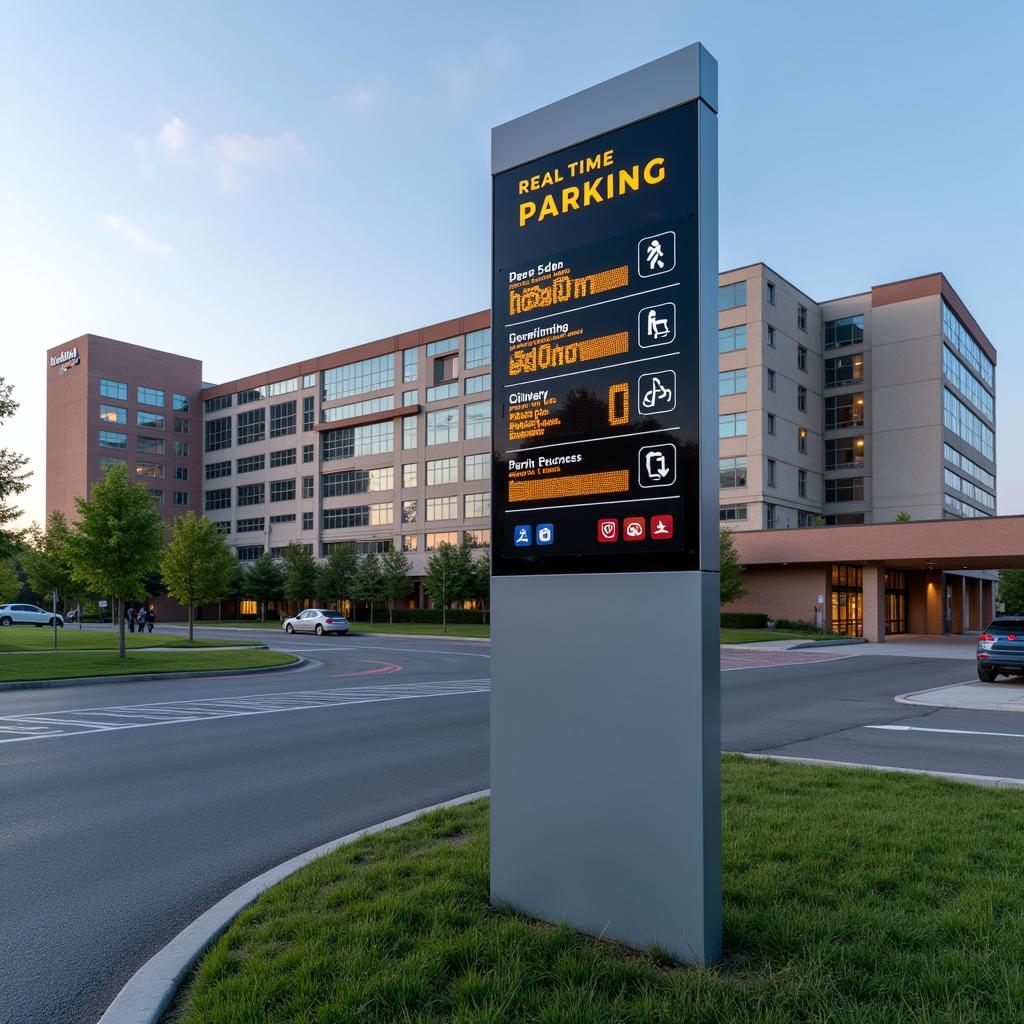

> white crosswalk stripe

[{"left": 0, "top": 679, "right": 490, "bottom": 745}]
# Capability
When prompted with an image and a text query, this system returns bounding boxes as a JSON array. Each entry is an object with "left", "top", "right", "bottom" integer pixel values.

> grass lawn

[
  {"left": 172, "top": 620, "right": 492, "bottom": 639},
  {"left": 720, "top": 628, "right": 830, "bottom": 644},
  {"left": 0, "top": 628, "right": 256, "bottom": 653},
  {"left": 0, "top": 649, "right": 297, "bottom": 683},
  {"left": 164, "top": 756, "right": 1024, "bottom": 1024}
]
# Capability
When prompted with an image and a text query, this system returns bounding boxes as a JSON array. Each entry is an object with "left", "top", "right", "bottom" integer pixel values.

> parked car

[
  {"left": 976, "top": 617, "right": 1024, "bottom": 682},
  {"left": 282, "top": 608, "right": 350, "bottom": 636},
  {"left": 0, "top": 604, "right": 64, "bottom": 628}
]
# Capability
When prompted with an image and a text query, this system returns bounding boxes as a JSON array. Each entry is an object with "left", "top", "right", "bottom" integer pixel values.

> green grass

[
  {"left": 169, "top": 620, "right": 492, "bottom": 638},
  {"left": 0, "top": 628, "right": 256, "bottom": 653},
  {"left": 720, "top": 628, "right": 830, "bottom": 644},
  {"left": 164, "top": 756, "right": 1024, "bottom": 1024},
  {"left": 0, "top": 649, "right": 297, "bottom": 683}
]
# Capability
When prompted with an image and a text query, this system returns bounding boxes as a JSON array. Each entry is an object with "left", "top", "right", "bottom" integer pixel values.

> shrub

[
  {"left": 349, "top": 607, "right": 488, "bottom": 625},
  {"left": 774, "top": 618, "right": 823, "bottom": 633},
  {"left": 720, "top": 612, "right": 768, "bottom": 629}
]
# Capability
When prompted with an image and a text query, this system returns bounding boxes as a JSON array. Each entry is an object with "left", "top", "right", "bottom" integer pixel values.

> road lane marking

[
  {"left": 0, "top": 679, "right": 490, "bottom": 745},
  {"left": 866, "top": 724, "right": 1024, "bottom": 740}
]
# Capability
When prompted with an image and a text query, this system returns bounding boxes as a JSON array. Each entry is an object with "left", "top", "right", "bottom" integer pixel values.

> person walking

[
  {"left": 146, "top": 607, "right": 156, "bottom": 634},
  {"left": 127, "top": 605, "right": 136, "bottom": 634}
]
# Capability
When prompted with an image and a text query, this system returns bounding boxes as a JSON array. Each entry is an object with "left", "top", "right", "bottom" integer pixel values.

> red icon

[
  {"left": 623, "top": 517, "right": 646, "bottom": 541},
  {"left": 650, "top": 514, "right": 674, "bottom": 540},
  {"left": 597, "top": 519, "right": 619, "bottom": 542}
]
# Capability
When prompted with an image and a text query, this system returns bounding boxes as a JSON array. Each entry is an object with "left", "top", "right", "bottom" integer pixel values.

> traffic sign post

[{"left": 490, "top": 44, "right": 721, "bottom": 962}]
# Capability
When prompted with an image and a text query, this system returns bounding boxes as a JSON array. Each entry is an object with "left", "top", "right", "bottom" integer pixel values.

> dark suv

[{"left": 977, "top": 617, "right": 1024, "bottom": 682}]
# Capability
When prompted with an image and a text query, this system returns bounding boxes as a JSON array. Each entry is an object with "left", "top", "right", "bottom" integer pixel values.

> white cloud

[
  {"left": 104, "top": 215, "right": 174, "bottom": 255},
  {"left": 430, "top": 35, "right": 515, "bottom": 98},
  {"left": 158, "top": 116, "right": 189, "bottom": 155},
  {"left": 210, "top": 130, "right": 306, "bottom": 191}
]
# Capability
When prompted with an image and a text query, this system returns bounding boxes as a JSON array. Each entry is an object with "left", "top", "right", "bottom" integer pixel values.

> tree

[
  {"left": 66, "top": 464, "right": 164, "bottom": 657},
  {"left": 0, "top": 378, "right": 31, "bottom": 558},
  {"left": 999, "top": 570, "right": 1024, "bottom": 615},
  {"left": 351, "top": 553, "right": 385, "bottom": 623},
  {"left": 317, "top": 544, "right": 359, "bottom": 611},
  {"left": 0, "top": 559, "right": 21, "bottom": 603},
  {"left": 21, "top": 511, "right": 75, "bottom": 611},
  {"left": 380, "top": 548, "right": 413, "bottom": 623},
  {"left": 468, "top": 550, "right": 491, "bottom": 622},
  {"left": 894, "top": 511, "right": 912, "bottom": 523},
  {"left": 161, "top": 513, "right": 237, "bottom": 642},
  {"left": 242, "top": 554, "right": 284, "bottom": 623},
  {"left": 281, "top": 543, "right": 319, "bottom": 607},
  {"left": 423, "top": 541, "right": 475, "bottom": 632},
  {"left": 221, "top": 559, "right": 247, "bottom": 621},
  {"left": 719, "top": 529, "right": 746, "bottom": 606}
]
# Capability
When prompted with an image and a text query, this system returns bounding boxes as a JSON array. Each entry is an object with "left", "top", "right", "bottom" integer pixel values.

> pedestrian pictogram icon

[
  {"left": 638, "top": 370, "right": 676, "bottom": 415},
  {"left": 513, "top": 524, "right": 533, "bottom": 547},
  {"left": 637, "top": 302, "right": 675, "bottom": 348},
  {"left": 637, "top": 230, "right": 675, "bottom": 278},
  {"left": 638, "top": 443, "right": 677, "bottom": 488}
]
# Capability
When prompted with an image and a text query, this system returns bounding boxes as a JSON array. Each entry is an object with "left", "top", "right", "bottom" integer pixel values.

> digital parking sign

[{"left": 492, "top": 100, "right": 701, "bottom": 575}]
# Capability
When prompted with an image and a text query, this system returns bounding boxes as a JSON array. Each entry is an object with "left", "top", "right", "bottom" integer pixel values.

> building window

[
  {"left": 237, "top": 483, "right": 265, "bottom": 506},
  {"left": 237, "top": 387, "right": 266, "bottom": 405},
  {"left": 303, "top": 396, "right": 315, "bottom": 432},
  {"left": 237, "top": 409, "right": 266, "bottom": 445},
  {"left": 403, "top": 348, "right": 418, "bottom": 383},
  {"left": 269, "top": 401, "right": 297, "bottom": 438},
  {"left": 137, "top": 410, "right": 165, "bottom": 430},
  {"left": 797, "top": 345, "right": 807, "bottom": 372},
  {"left": 426, "top": 531, "right": 459, "bottom": 550},
  {"left": 426, "top": 336, "right": 459, "bottom": 357},
  {"left": 211, "top": 521, "right": 230, "bottom": 534},
  {"left": 464, "top": 528, "right": 490, "bottom": 548},
  {"left": 403, "top": 463, "right": 418, "bottom": 488},
  {"left": 719, "top": 503, "right": 748, "bottom": 522},
  {"left": 798, "top": 469, "right": 807, "bottom": 498},
  {"left": 403, "top": 390, "right": 419, "bottom": 406},
  {"left": 402, "top": 534, "right": 420, "bottom": 552},
  {"left": 942, "top": 302, "right": 994, "bottom": 387},
  {"left": 798, "top": 305, "right": 807, "bottom": 331},
  {"left": 402, "top": 500, "right": 417, "bottom": 523},
  {"left": 237, "top": 455, "right": 265, "bottom": 474},
  {"left": 403, "top": 415, "right": 418, "bottom": 450},
  {"left": 270, "top": 448, "right": 296, "bottom": 468},
  {"left": 135, "top": 461, "right": 164, "bottom": 478},
  {"left": 173, "top": 417, "right": 190, "bottom": 434},
  {"left": 204, "top": 394, "right": 231, "bottom": 413},
  {"left": 798, "top": 427, "right": 808, "bottom": 453},
  {"left": 137, "top": 386, "right": 164, "bottom": 407},
  {"left": 943, "top": 346, "right": 994, "bottom": 421},
  {"left": 824, "top": 354, "right": 864, "bottom": 389},
  {"left": 426, "top": 495, "right": 459, "bottom": 521},
  {"left": 302, "top": 476, "right": 314, "bottom": 499},
  {"left": 321, "top": 395, "right": 396, "bottom": 424},
  {"left": 465, "top": 401, "right": 490, "bottom": 440},
  {"left": 321, "top": 354, "right": 395, "bottom": 402},
  {"left": 266, "top": 378, "right": 298, "bottom": 397},
  {"left": 100, "top": 379, "right": 127, "bottom": 400},
  {"left": 173, "top": 440, "right": 190, "bottom": 458},
  {"left": 944, "top": 443, "right": 995, "bottom": 490},
  {"left": 427, "top": 458, "right": 458, "bottom": 485},
  {"left": 825, "top": 478, "right": 864, "bottom": 503},
  {"left": 236, "top": 546, "right": 265, "bottom": 562},
  {"left": 205, "top": 488, "right": 231, "bottom": 511},
  {"left": 172, "top": 394, "right": 190, "bottom": 412},
  {"left": 767, "top": 413, "right": 776, "bottom": 435},
  {"left": 943, "top": 388, "right": 994, "bottom": 460},
  {"left": 173, "top": 491, "right": 189, "bottom": 507},
  {"left": 302, "top": 373, "right": 316, "bottom": 389},
  {"left": 797, "top": 385, "right": 807, "bottom": 412},
  {"left": 465, "top": 328, "right": 491, "bottom": 369},
  {"left": 427, "top": 382, "right": 459, "bottom": 403},
  {"left": 824, "top": 315, "right": 864, "bottom": 350},
  {"left": 464, "top": 493, "right": 490, "bottom": 519},
  {"left": 322, "top": 504, "right": 393, "bottom": 529},
  {"left": 148, "top": 488, "right": 164, "bottom": 505},
  {"left": 766, "top": 281, "right": 775, "bottom": 305},
  {"left": 99, "top": 404, "right": 126, "bottom": 425},
  {"left": 465, "top": 453, "right": 490, "bottom": 481},
  {"left": 302, "top": 444, "right": 314, "bottom": 463},
  {"left": 321, "top": 421, "right": 393, "bottom": 461},
  {"left": 100, "top": 456, "right": 128, "bottom": 469},
  {"left": 434, "top": 354, "right": 458, "bottom": 386},
  {"left": 137, "top": 436, "right": 164, "bottom": 455},
  {"left": 719, "top": 412, "right": 747, "bottom": 438},
  {"left": 322, "top": 468, "right": 393, "bottom": 497},
  {"left": 767, "top": 368, "right": 776, "bottom": 391},
  {"left": 766, "top": 504, "right": 777, "bottom": 529},
  {"left": 766, "top": 458, "right": 776, "bottom": 488},
  {"left": 269, "top": 514, "right": 296, "bottom": 525},
  {"left": 825, "top": 436, "right": 865, "bottom": 470},
  {"left": 719, "top": 326, "right": 747, "bottom": 353},
  {"left": 719, "top": 369, "right": 747, "bottom": 396},
  {"left": 270, "top": 479, "right": 296, "bottom": 502},
  {"left": 766, "top": 325, "right": 776, "bottom": 348},
  {"left": 302, "top": 511, "right": 313, "bottom": 530},
  {"left": 465, "top": 373, "right": 490, "bottom": 395},
  {"left": 426, "top": 408, "right": 459, "bottom": 446},
  {"left": 824, "top": 393, "right": 865, "bottom": 430},
  {"left": 205, "top": 460, "right": 231, "bottom": 479},
  {"left": 174, "top": 465, "right": 189, "bottom": 481},
  {"left": 719, "top": 456, "right": 747, "bottom": 489},
  {"left": 718, "top": 282, "right": 747, "bottom": 310}
]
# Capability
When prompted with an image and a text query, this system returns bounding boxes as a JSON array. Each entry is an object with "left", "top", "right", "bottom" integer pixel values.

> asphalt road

[{"left": 2, "top": 628, "right": 1021, "bottom": 1024}]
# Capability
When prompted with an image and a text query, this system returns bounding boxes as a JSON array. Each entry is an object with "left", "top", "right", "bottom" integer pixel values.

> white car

[
  {"left": 0, "top": 603, "right": 64, "bottom": 628},
  {"left": 282, "top": 608, "right": 349, "bottom": 636}
]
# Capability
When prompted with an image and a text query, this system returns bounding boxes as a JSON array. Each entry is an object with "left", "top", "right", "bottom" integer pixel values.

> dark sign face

[{"left": 491, "top": 100, "right": 700, "bottom": 575}]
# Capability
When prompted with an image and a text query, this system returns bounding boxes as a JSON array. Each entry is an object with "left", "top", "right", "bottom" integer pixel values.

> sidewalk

[{"left": 897, "top": 679, "right": 1024, "bottom": 712}]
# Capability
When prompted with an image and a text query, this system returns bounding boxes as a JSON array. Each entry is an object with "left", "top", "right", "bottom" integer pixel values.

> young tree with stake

[
  {"left": 380, "top": 548, "right": 413, "bottom": 623},
  {"left": 351, "top": 552, "right": 385, "bottom": 623}
]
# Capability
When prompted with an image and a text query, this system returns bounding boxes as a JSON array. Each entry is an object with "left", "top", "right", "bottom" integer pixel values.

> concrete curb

[
  {"left": 96, "top": 789, "right": 491, "bottom": 1024},
  {"left": 0, "top": 656, "right": 308, "bottom": 693},
  {"left": 790, "top": 637, "right": 867, "bottom": 649},
  {"left": 731, "top": 750, "right": 1024, "bottom": 789},
  {"left": 894, "top": 682, "right": 1024, "bottom": 713},
  {"left": 158, "top": 624, "right": 492, "bottom": 644}
]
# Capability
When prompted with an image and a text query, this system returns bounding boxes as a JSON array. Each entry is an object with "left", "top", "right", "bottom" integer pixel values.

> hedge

[
  {"left": 349, "top": 607, "right": 489, "bottom": 625},
  {"left": 720, "top": 612, "right": 768, "bottom": 629}
]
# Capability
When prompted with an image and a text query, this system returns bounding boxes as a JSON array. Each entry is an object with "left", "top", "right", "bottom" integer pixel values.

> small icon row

[
  {"left": 513, "top": 523, "right": 553, "bottom": 548},
  {"left": 597, "top": 515, "right": 674, "bottom": 543}
]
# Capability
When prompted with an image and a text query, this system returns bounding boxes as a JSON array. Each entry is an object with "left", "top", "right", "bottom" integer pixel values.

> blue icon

[
  {"left": 536, "top": 524, "right": 554, "bottom": 545},
  {"left": 513, "top": 524, "right": 533, "bottom": 547}
]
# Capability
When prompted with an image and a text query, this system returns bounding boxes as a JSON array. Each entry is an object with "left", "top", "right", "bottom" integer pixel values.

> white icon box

[
  {"left": 638, "top": 443, "right": 677, "bottom": 489},
  {"left": 638, "top": 369, "right": 676, "bottom": 416},
  {"left": 638, "top": 302, "right": 675, "bottom": 348},
  {"left": 637, "top": 230, "right": 676, "bottom": 278}
]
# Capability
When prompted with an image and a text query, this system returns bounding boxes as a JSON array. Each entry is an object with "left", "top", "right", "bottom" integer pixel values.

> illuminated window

[
  {"left": 99, "top": 405, "right": 125, "bottom": 424},
  {"left": 135, "top": 462, "right": 164, "bottom": 478},
  {"left": 239, "top": 601, "right": 258, "bottom": 616},
  {"left": 402, "top": 534, "right": 419, "bottom": 552},
  {"left": 425, "top": 531, "right": 458, "bottom": 550}
]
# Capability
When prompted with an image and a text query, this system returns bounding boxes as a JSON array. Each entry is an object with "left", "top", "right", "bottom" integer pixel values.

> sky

[{"left": 2, "top": 0, "right": 1022, "bottom": 528}]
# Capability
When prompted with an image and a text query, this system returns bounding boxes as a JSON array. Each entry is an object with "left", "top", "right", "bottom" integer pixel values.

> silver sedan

[{"left": 282, "top": 608, "right": 350, "bottom": 636}]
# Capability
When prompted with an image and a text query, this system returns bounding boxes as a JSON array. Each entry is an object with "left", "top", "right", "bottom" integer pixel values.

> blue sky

[{"left": 3, "top": 0, "right": 1022, "bottom": 526}]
